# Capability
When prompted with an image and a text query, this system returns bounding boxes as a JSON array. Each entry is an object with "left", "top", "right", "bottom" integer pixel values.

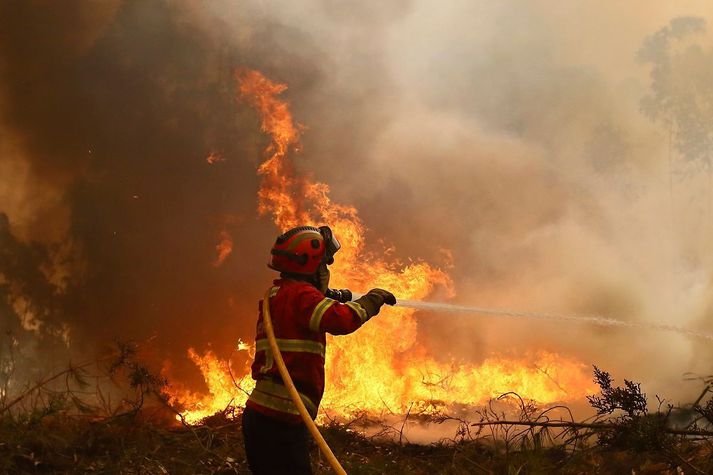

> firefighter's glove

[{"left": 354, "top": 288, "right": 397, "bottom": 318}]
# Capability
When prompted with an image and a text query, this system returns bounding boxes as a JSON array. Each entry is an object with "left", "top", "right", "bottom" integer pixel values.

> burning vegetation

[
  {"left": 2, "top": 346, "right": 713, "bottom": 473},
  {"left": 3, "top": 1, "right": 713, "bottom": 473},
  {"left": 161, "top": 69, "right": 594, "bottom": 425}
]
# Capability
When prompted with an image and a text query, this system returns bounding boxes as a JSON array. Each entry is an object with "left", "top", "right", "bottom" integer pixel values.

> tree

[{"left": 638, "top": 17, "right": 713, "bottom": 234}]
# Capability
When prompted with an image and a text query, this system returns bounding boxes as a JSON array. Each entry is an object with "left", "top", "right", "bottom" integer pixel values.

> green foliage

[
  {"left": 639, "top": 16, "right": 713, "bottom": 174},
  {"left": 109, "top": 340, "right": 168, "bottom": 412},
  {"left": 587, "top": 366, "right": 674, "bottom": 452},
  {"left": 587, "top": 366, "right": 648, "bottom": 418}
]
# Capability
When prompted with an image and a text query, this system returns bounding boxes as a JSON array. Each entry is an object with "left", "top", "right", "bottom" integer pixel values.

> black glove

[{"left": 354, "top": 288, "right": 396, "bottom": 318}]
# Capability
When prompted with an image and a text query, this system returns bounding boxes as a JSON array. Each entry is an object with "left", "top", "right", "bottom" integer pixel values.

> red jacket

[{"left": 245, "top": 278, "right": 369, "bottom": 423}]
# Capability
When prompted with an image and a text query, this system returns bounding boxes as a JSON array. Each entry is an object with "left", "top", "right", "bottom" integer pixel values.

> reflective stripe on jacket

[
  {"left": 247, "top": 379, "right": 319, "bottom": 418},
  {"left": 246, "top": 278, "right": 369, "bottom": 423}
]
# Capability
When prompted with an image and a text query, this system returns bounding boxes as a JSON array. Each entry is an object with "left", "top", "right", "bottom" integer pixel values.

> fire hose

[{"left": 261, "top": 288, "right": 347, "bottom": 475}]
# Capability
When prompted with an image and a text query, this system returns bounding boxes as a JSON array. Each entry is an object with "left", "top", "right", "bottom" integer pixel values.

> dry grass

[
  {"left": 3, "top": 410, "right": 713, "bottom": 474},
  {"left": 2, "top": 344, "right": 713, "bottom": 474}
]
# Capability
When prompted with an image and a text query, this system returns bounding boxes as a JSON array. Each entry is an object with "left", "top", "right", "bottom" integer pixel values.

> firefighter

[{"left": 242, "top": 225, "right": 396, "bottom": 475}]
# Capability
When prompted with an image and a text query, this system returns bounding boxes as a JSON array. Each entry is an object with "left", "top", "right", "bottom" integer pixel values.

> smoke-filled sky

[{"left": 2, "top": 0, "right": 713, "bottom": 401}]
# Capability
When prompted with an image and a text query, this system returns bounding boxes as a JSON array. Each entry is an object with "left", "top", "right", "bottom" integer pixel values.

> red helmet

[{"left": 268, "top": 225, "right": 341, "bottom": 275}]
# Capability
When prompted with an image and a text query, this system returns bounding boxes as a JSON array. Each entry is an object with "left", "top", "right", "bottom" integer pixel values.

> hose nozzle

[{"left": 325, "top": 288, "right": 352, "bottom": 303}]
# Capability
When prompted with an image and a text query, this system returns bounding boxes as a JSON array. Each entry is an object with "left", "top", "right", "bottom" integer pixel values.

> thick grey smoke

[{"left": 2, "top": 0, "right": 713, "bottom": 401}]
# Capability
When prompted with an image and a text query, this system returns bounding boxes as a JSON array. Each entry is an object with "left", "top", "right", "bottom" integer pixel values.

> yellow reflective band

[
  {"left": 309, "top": 298, "right": 336, "bottom": 332},
  {"left": 269, "top": 286, "right": 279, "bottom": 297},
  {"left": 248, "top": 389, "right": 300, "bottom": 416},
  {"left": 255, "top": 338, "right": 325, "bottom": 358},
  {"left": 248, "top": 379, "right": 318, "bottom": 417},
  {"left": 287, "top": 231, "right": 322, "bottom": 250},
  {"left": 346, "top": 301, "right": 369, "bottom": 323}
]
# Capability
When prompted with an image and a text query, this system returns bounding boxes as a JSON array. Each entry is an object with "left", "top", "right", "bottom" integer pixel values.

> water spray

[{"left": 350, "top": 293, "right": 713, "bottom": 342}]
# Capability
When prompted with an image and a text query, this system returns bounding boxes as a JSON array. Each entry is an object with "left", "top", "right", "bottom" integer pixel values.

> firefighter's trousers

[{"left": 242, "top": 406, "right": 313, "bottom": 475}]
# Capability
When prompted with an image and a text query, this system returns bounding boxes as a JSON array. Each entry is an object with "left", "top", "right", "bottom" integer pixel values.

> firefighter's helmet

[{"left": 268, "top": 225, "right": 340, "bottom": 275}]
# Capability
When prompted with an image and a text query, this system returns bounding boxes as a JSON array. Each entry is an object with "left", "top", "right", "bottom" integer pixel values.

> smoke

[
  {"left": 0, "top": 0, "right": 312, "bottom": 380},
  {"left": 360, "top": 1, "right": 713, "bottom": 398},
  {"left": 2, "top": 0, "right": 713, "bottom": 402}
]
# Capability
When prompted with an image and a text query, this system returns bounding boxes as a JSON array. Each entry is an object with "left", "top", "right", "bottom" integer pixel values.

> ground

[{"left": 2, "top": 410, "right": 712, "bottom": 474}]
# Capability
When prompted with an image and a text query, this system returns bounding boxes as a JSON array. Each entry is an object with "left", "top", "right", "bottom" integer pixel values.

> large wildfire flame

[{"left": 164, "top": 69, "right": 593, "bottom": 424}]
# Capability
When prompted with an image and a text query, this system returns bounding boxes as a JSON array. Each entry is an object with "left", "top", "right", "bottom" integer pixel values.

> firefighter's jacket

[{"left": 246, "top": 278, "right": 370, "bottom": 423}]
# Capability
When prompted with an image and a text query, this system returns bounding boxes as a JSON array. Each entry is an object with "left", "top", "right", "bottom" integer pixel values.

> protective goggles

[{"left": 319, "top": 225, "right": 340, "bottom": 264}]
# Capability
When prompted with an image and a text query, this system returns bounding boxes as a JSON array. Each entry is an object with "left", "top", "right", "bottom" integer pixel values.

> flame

[
  {"left": 165, "top": 70, "right": 594, "bottom": 423},
  {"left": 164, "top": 347, "right": 255, "bottom": 424},
  {"left": 213, "top": 230, "right": 233, "bottom": 267},
  {"left": 206, "top": 152, "right": 225, "bottom": 164},
  {"left": 237, "top": 338, "right": 253, "bottom": 354},
  {"left": 236, "top": 69, "right": 306, "bottom": 230}
]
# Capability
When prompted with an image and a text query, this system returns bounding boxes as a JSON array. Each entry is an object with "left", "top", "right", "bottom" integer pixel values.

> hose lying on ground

[{"left": 261, "top": 288, "right": 347, "bottom": 475}]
